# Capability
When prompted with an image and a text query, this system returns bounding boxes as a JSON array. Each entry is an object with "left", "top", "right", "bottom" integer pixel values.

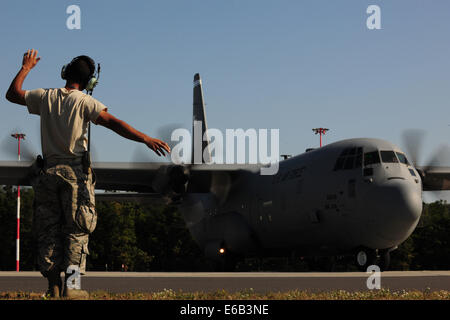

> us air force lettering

[{"left": 1, "top": 74, "right": 450, "bottom": 271}]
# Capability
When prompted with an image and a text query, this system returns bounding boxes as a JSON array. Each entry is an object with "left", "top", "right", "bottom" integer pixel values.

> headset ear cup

[{"left": 85, "top": 77, "right": 98, "bottom": 91}]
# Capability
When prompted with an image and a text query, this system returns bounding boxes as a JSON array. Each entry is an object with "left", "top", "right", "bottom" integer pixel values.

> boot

[
  {"left": 43, "top": 269, "right": 62, "bottom": 298},
  {"left": 63, "top": 273, "right": 89, "bottom": 299}
]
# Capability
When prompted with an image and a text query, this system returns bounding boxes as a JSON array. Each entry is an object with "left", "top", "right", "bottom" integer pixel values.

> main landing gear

[{"left": 354, "top": 247, "right": 393, "bottom": 271}]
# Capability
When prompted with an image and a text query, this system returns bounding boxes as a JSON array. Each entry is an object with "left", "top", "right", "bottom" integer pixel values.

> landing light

[{"left": 219, "top": 248, "right": 225, "bottom": 254}]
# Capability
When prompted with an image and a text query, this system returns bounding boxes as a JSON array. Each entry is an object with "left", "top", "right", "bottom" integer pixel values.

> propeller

[
  {"left": 401, "top": 129, "right": 450, "bottom": 190},
  {"left": 130, "top": 123, "right": 237, "bottom": 205},
  {"left": 210, "top": 171, "right": 233, "bottom": 206},
  {"left": 401, "top": 129, "right": 426, "bottom": 168},
  {"left": 402, "top": 129, "right": 450, "bottom": 168},
  {"left": 129, "top": 123, "right": 192, "bottom": 200}
]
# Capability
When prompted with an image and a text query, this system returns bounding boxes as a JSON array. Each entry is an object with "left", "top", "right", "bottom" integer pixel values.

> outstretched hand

[
  {"left": 5, "top": 49, "right": 41, "bottom": 106},
  {"left": 22, "top": 49, "right": 40, "bottom": 71},
  {"left": 145, "top": 136, "right": 171, "bottom": 157}
]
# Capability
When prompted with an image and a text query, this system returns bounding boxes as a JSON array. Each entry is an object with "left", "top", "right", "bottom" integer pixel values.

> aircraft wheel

[{"left": 355, "top": 247, "right": 377, "bottom": 271}]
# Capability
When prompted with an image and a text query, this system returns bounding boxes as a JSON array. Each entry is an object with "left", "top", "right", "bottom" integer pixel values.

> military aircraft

[{"left": 1, "top": 74, "right": 450, "bottom": 271}]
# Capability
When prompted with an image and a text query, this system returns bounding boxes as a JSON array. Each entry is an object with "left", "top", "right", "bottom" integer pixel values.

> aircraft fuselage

[{"left": 180, "top": 138, "right": 423, "bottom": 261}]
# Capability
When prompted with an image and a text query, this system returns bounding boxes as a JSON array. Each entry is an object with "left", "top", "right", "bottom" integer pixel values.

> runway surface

[{"left": 1, "top": 271, "right": 449, "bottom": 293}]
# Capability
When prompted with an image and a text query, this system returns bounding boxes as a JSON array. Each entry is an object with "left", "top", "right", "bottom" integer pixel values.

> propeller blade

[
  {"left": 401, "top": 129, "right": 426, "bottom": 167},
  {"left": 418, "top": 144, "right": 450, "bottom": 196},
  {"left": 423, "top": 144, "right": 450, "bottom": 170},
  {"left": 210, "top": 172, "right": 232, "bottom": 205}
]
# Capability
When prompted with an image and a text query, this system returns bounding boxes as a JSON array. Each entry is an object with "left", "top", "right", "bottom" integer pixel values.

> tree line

[{"left": 0, "top": 186, "right": 448, "bottom": 271}]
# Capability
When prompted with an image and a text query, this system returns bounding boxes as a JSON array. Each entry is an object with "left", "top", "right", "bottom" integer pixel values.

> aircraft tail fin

[{"left": 192, "top": 73, "right": 212, "bottom": 164}]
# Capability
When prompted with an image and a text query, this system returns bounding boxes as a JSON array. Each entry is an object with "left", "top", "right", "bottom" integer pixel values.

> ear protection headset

[{"left": 61, "top": 55, "right": 99, "bottom": 92}]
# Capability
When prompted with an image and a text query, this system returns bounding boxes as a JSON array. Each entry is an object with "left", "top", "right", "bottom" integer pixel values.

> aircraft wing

[
  {"left": 93, "top": 162, "right": 167, "bottom": 192},
  {"left": 417, "top": 166, "right": 450, "bottom": 191},
  {"left": 95, "top": 192, "right": 167, "bottom": 205},
  {"left": 0, "top": 161, "right": 34, "bottom": 186},
  {"left": 0, "top": 161, "right": 262, "bottom": 194},
  {"left": 93, "top": 162, "right": 261, "bottom": 193}
]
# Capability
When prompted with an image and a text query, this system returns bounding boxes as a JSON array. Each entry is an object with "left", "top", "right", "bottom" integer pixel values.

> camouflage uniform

[{"left": 33, "top": 158, "right": 96, "bottom": 276}]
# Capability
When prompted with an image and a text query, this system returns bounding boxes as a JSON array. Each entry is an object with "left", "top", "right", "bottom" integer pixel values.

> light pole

[
  {"left": 312, "top": 128, "right": 329, "bottom": 147},
  {"left": 11, "top": 133, "right": 25, "bottom": 272}
]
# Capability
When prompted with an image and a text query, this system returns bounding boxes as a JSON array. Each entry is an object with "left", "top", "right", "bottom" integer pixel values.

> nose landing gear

[{"left": 355, "top": 247, "right": 378, "bottom": 271}]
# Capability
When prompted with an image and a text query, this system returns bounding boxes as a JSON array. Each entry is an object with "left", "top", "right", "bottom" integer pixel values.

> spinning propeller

[{"left": 401, "top": 129, "right": 450, "bottom": 191}]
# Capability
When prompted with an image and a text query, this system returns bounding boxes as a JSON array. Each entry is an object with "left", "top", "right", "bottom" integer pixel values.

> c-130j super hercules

[{"left": 1, "top": 73, "right": 449, "bottom": 271}]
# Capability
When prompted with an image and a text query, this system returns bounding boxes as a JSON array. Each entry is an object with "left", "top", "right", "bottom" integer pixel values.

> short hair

[{"left": 65, "top": 56, "right": 95, "bottom": 88}]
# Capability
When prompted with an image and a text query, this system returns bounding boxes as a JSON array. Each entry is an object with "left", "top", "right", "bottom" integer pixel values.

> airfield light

[
  {"left": 11, "top": 133, "right": 25, "bottom": 272},
  {"left": 312, "top": 128, "right": 329, "bottom": 147}
]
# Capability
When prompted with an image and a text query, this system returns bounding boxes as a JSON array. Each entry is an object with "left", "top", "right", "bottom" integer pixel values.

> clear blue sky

[{"left": 1, "top": 1, "right": 449, "bottom": 198}]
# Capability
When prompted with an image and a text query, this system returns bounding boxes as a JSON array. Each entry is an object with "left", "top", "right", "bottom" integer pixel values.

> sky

[{"left": 0, "top": 0, "right": 449, "bottom": 200}]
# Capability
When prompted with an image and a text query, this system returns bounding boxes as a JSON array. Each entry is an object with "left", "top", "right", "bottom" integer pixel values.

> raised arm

[
  {"left": 6, "top": 49, "right": 41, "bottom": 106},
  {"left": 95, "top": 110, "right": 171, "bottom": 157}
]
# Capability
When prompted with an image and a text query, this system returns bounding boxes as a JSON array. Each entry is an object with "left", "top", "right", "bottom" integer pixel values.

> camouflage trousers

[{"left": 32, "top": 160, "right": 97, "bottom": 276}]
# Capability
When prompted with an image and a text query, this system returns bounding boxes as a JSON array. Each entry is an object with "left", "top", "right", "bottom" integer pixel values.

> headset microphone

[{"left": 86, "top": 62, "right": 100, "bottom": 95}]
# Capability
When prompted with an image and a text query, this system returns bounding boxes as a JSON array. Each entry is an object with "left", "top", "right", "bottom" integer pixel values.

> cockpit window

[
  {"left": 334, "top": 157, "right": 345, "bottom": 170},
  {"left": 334, "top": 147, "right": 362, "bottom": 171},
  {"left": 355, "top": 148, "right": 363, "bottom": 168},
  {"left": 364, "top": 151, "right": 380, "bottom": 166},
  {"left": 380, "top": 151, "right": 399, "bottom": 163},
  {"left": 396, "top": 152, "right": 409, "bottom": 165},
  {"left": 344, "top": 157, "right": 354, "bottom": 169}
]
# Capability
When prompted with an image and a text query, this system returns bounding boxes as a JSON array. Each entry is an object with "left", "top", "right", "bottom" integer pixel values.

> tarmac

[{"left": 0, "top": 271, "right": 449, "bottom": 293}]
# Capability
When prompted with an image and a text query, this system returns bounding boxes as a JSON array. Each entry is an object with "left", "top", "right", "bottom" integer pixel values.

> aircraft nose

[
  {"left": 384, "top": 180, "right": 422, "bottom": 222},
  {"left": 366, "top": 180, "right": 422, "bottom": 243}
]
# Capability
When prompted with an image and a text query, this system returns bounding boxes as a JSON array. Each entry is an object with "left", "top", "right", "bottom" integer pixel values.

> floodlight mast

[
  {"left": 312, "top": 128, "right": 329, "bottom": 147},
  {"left": 11, "top": 133, "right": 25, "bottom": 272}
]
